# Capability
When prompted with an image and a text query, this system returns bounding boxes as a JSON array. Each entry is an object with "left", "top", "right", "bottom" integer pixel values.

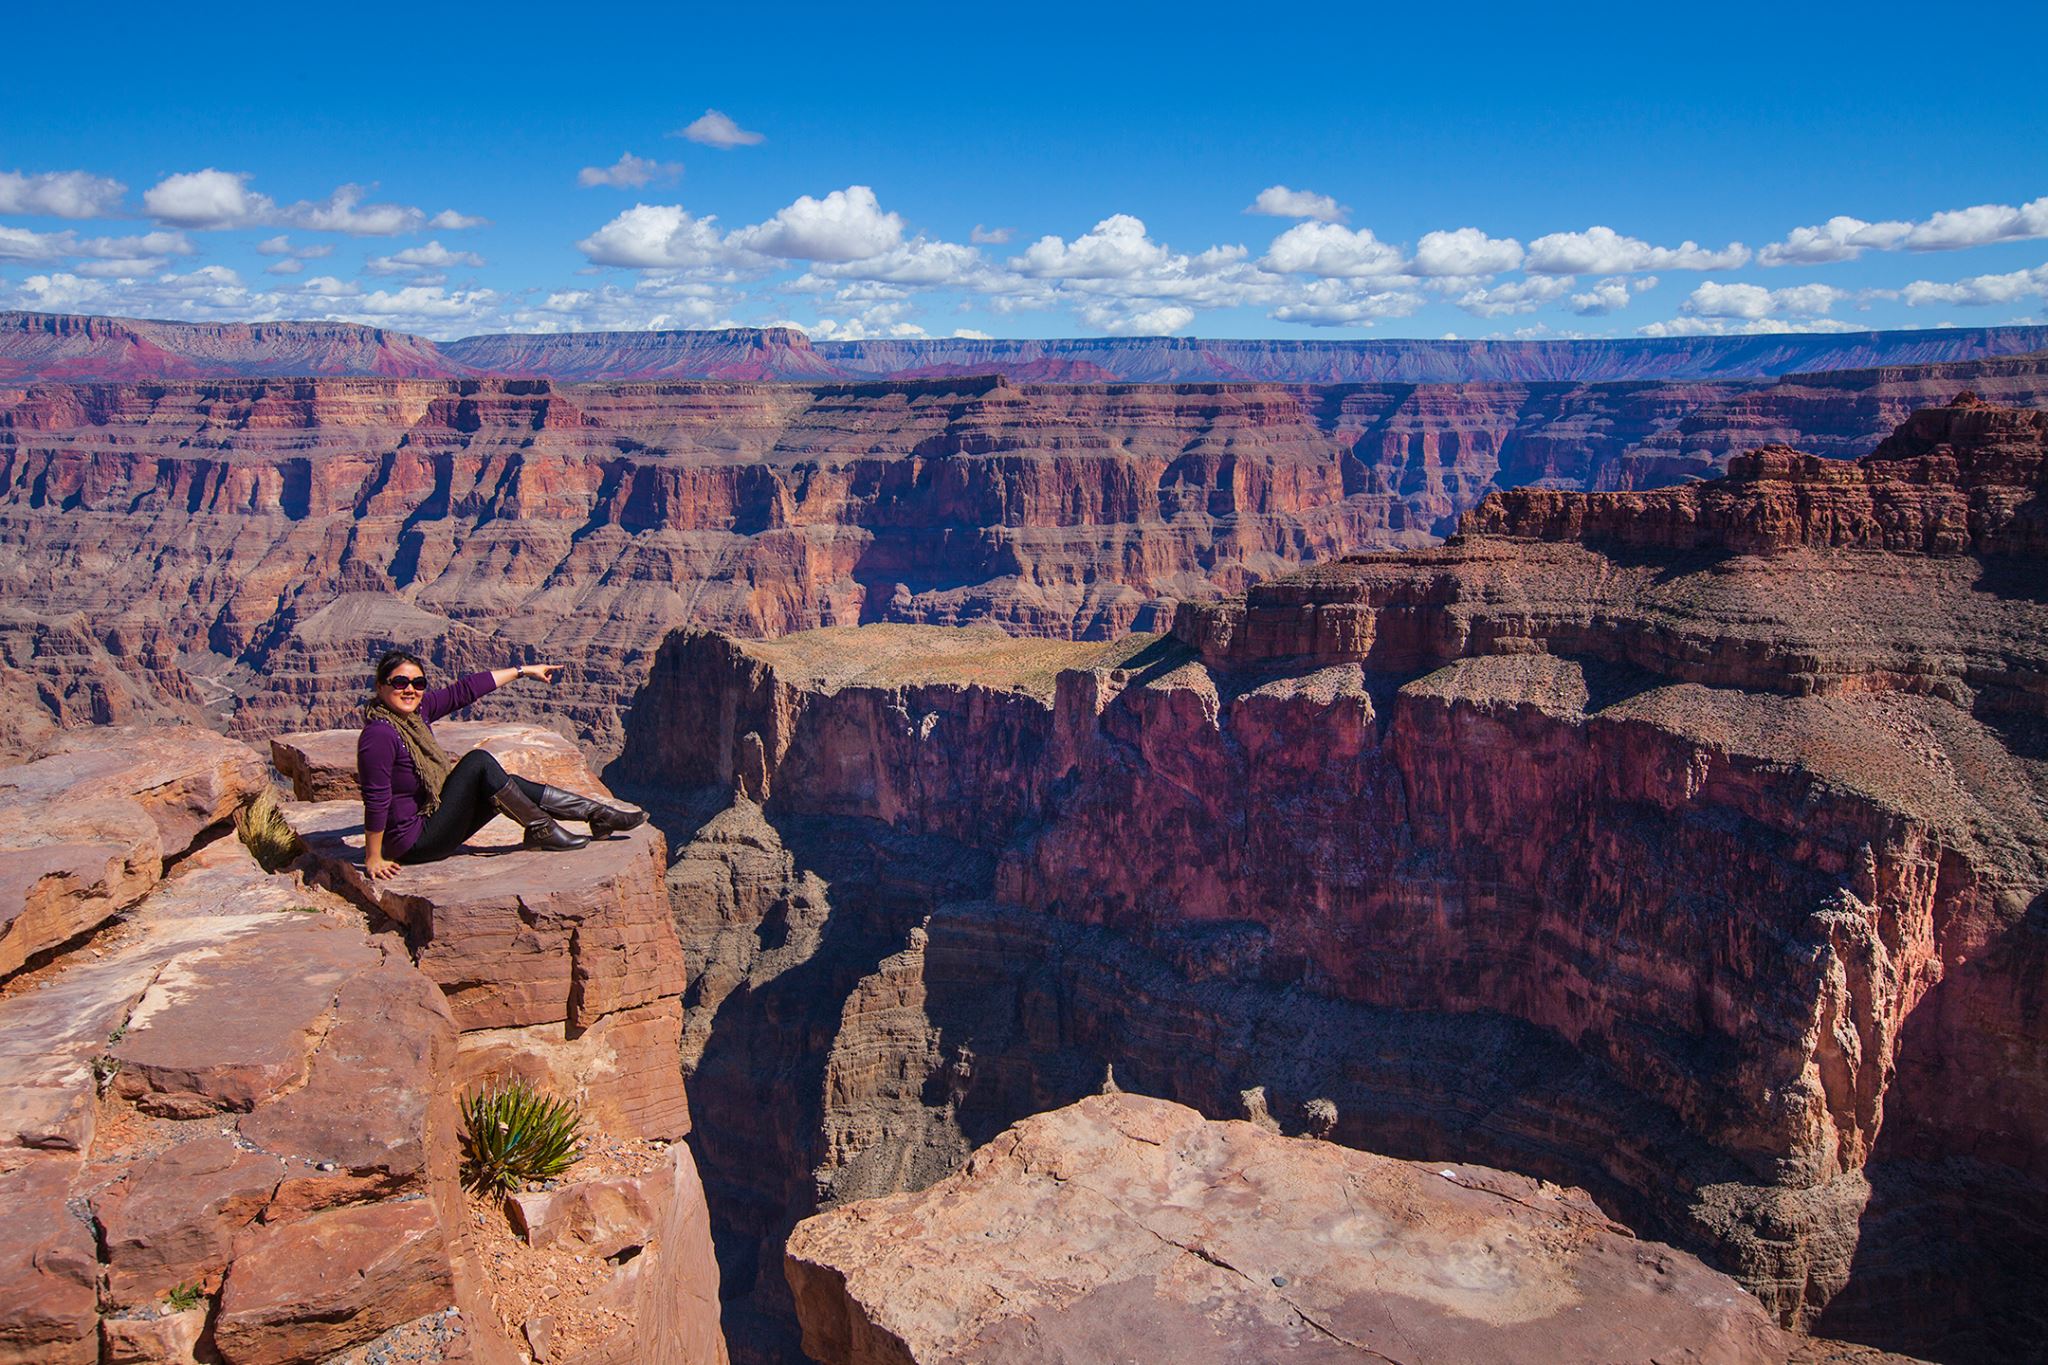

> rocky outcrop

[
  {"left": 6, "top": 364, "right": 2046, "bottom": 760},
  {"left": 11, "top": 309, "right": 2048, "bottom": 385},
  {"left": 786, "top": 1094, "right": 1795, "bottom": 1364},
  {"left": 0, "top": 807, "right": 475, "bottom": 1363},
  {"left": 0, "top": 726, "right": 267, "bottom": 979},
  {"left": 271, "top": 719, "right": 601, "bottom": 802},
  {"left": 618, "top": 398, "right": 2047, "bottom": 1361},
  {"left": 0, "top": 310, "right": 464, "bottom": 382},
  {"left": 284, "top": 789, "right": 685, "bottom": 1143},
  {"left": 0, "top": 724, "right": 725, "bottom": 1364}
]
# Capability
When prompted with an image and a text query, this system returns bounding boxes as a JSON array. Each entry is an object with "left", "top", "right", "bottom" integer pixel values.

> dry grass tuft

[{"left": 236, "top": 788, "right": 304, "bottom": 873}]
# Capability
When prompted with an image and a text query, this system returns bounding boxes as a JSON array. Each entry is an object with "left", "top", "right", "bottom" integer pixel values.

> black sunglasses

[{"left": 383, "top": 675, "right": 427, "bottom": 691}]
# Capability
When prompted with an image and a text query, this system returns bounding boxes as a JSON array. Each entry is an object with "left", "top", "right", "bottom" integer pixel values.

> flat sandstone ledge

[
  {"left": 786, "top": 1093, "right": 1797, "bottom": 1365},
  {"left": 271, "top": 719, "right": 609, "bottom": 802},
  {"left": 285, "top": 800, "right": 689, "bottom": 1141}
]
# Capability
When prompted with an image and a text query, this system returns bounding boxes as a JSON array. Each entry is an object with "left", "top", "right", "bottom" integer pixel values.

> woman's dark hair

[{"left": 374, "top": 649, "right": 428, "bottom": 685}]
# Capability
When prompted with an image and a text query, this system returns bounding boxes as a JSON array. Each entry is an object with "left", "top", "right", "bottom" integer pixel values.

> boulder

[
  {"left": 786, "top": 1094, "right": 1794, "bottom": 1365},
  {"left": 213, "top": 1199, "right": 456, "bottom": 1365},
  {"left": 287, "top": 799, "right": 688, "bottom": 1139},
  {"left": 508, "top": 1176, "right": 659, "bottom": 1258},
  {"left": 270, "top": 720, "right": 612, "bottom": 803},
  {"left": 0, "top": 726, "right": 268, "bottom": 979},
  {"left": 0, "top": 1155, "right": 98, "bottom": 1365}
]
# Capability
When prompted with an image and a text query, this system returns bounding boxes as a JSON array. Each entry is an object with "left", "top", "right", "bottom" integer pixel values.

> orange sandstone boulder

[{"left": 787, "top": 1094, "right": 1794, "bottom": 1365}]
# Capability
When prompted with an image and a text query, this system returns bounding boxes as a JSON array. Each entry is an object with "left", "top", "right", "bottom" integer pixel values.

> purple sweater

[{"left": 356, "top": 670, "right": 499, "bottom": 858}]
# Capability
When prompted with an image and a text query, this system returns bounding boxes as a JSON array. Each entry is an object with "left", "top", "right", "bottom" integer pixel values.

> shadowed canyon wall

[
  {"left": 4, "top": 357, "right": 2047, "bottom": 761},
  {"left": 612, "top": 398, "right": 2047, "bottom": 1363}
]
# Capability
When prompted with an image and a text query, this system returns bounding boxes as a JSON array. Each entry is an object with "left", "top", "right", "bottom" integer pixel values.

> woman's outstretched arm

[{"left": 422, "top": 664, "right": 558, "bottom": 723}]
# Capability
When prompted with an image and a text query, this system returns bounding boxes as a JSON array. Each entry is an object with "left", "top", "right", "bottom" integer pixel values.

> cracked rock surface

[{"left": 785, "top": 1093, "right": 1794, "bottom": 1365}]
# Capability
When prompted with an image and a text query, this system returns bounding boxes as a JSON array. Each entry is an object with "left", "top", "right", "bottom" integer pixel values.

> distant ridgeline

[{"left": 5, "top": 308, "right": 2048, "bottom": 383}]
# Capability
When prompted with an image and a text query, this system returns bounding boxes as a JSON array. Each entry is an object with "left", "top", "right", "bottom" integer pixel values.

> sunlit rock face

[
  {"left": 5, "top": 358, "right": 2046, "bottom": 763},
  {"left": 619, "top": 399, "right": 2047, "bottom": 1362}
]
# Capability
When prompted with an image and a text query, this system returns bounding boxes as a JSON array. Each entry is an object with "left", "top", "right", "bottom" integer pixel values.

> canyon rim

[{"left": 5, "top": 16, "right": 2048, "bottom": 1359}]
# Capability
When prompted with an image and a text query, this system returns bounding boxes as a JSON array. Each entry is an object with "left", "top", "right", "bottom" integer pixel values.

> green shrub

[
  {"left": 236, "top": 789, "right": 303, "bottom": 874},
  {"left": 460, "top": 1079, "right": 583, "bottom": 1193},
  {"left": 164, "top": 1282, "right": 203, "bottom": 1313}
]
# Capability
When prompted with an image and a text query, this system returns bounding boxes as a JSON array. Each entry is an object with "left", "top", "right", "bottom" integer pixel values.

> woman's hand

[
  {"left": 365, "top": 853, "right": 402, "bottom": 880},
  {"left": 518, "top": 663, "right": 561, "bottom": 684}
]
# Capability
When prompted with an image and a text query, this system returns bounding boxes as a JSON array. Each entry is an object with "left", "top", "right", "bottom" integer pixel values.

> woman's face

[{"left": 377, "top": 664, "right": 428, "bottom": 715}]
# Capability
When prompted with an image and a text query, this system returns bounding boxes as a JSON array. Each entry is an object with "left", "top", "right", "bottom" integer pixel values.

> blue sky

[{"left": 4, "top": 0, "right": 2045, "bottom": 341}]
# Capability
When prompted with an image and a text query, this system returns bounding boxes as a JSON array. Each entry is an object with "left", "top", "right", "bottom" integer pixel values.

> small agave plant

[{"left": 459, "top": 1079, "right": 584, "bottom": 1194}]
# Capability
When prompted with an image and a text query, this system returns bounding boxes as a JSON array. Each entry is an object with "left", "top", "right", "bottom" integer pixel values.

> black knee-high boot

[
  {"left": 493, "top": 780, "right": 589, "bottom": 852},
  {"left": 535, "top": 786, "right": 648, "bottom": 840}
]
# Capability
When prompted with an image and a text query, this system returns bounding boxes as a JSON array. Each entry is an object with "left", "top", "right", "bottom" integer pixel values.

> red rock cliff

[{"left": 617, "top": 399, "right": 2048, "bottom": 1360}]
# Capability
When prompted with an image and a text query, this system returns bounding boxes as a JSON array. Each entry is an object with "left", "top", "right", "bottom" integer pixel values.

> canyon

[
  {"left": 597, "top": 395, "right": 2045, "bottom": 1362},
  {"left": 8, "top": 309, "right": 2048, "bottom": 385},
  {"left": 1, "top": 304, "right": 2045, "bottom": 1361},
  {"left": 3, "top": 340, "right": 2046, "bottom": 762}
]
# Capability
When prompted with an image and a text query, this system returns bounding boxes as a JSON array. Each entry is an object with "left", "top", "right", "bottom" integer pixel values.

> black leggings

[{"left": 399, "top": 750, "right": 544, "bottom": 864}]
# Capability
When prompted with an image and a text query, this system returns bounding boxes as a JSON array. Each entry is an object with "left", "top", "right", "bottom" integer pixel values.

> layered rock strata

[
  {"left": 10, "top": 308, "right": 2048, "bottom": 384},
  {"left": 279, "top": 734, "right": 686, "bottom": 1143},
  {"left": 618, "top": 397, "right": 2046, "bottom": 1362},
  {"left": 785, "top": 1094, "right": 1795, "bottom": 1365},
  {"left": 4, "top": 362, "right": 2045, "bottom": 760},
  {"left": 0, "top": 724, "right": 725, "bottom": 1364},
  {"left": 0, "top": 725, "right": 266, "bottom": 979}
]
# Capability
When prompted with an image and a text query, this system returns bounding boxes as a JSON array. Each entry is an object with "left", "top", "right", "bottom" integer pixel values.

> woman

[{"left": 357, "top": 650, "right": 646, "bottom": 880}]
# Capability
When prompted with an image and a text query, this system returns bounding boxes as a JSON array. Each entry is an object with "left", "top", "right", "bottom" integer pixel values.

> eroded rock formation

[
  {"left": 5, "top": 360, "right": 2045, "bottom": 761},
  {"left": 10, "top": 308, "right": 2048, "bottom": 385},
  {"left": 785, "top": 1094, "right": 1795, "bottom": 1365},
  {"left": 616, "top": 396, "right": 2046, "bottom": 1362},
  {"left": 0, "top": 724, "right": 727, "bottom": 1365}
]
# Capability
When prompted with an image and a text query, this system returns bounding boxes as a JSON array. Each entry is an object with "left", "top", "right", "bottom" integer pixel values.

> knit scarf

[{"left": 363, "top": 696, "right": 453, "bottom": 816}]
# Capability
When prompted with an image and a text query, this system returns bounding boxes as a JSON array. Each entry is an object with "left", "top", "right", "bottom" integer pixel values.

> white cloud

[
  {"left": 1076, "top": 301, "right": 1194, "bottom": 335},
  {"left": 141, "top": 168, "right": 481, "bottom": 236},
  {"left": 292, "top": 185, "right": 429, "bottom": 235},
  {"left": 1906, "top": 197, "right": 2048, "bottom": 251},
  {"left": 805, "top": 237, "right": 986, "bottom": 287},
  {"left": 0, "top": 169, "right": 126, "bottom": 219},
  {"left": 1012, "top": 214, "right": 1174, "bottom": 279},
  {"left": 1268, "top": 280, "right": 1424, "bottom": 326},
  {"left": 1762, "top": 196, "right": 2048, "bottom": 265},
  {"left": 265, "top": 258, "right": 305, "bottom": 276},
  {"left": 505, "top": 278, "right": 737, "bottom": 332},
  {"left": 970, "top": 224, "right": 1013, "bottom": 245},
  {"left": 429, "top": 209, "right": 489, "bottom": 230},
  {"left": 1525, "top": 225, "right": 1748, "bottom": 274},
  {"left": 366, "top": 240, "right": 486, "bottom": 275},
  {"left": 1638, "top": 315, "right": 1859, "bottom": 337},
  {"left": 1899, "top": 264, "right": 2048, "bottom": 307},
  {"left": 1245, "top": 186, "right": 1348, "bottom": 223},
  {"left": 144, "top": 169, "right": 273, "bottom": 228},
  {"left": 952, "top": 327, "right": 994, "bottom": 339},
  {"left": 1454, "top": 274, "right": 1574, "bottom": 317},
  {"left": 1259, "top": 221, "right": 1407, "bottom": 277},
  {"left": 1758, "top": 214, "right": 1912, "bottom": 266},
  {"left": 576, "top": 204, "right": 752, "bottom": 270},
  {"left": 0, "top": 225, "right": 193, "bottom": 266},
  {"left": 578, "top": 153, "right": 683, "bottom": 189},
  {"left": 1569, "top": 275, "right": 1655, "bottom": 316},
  {"left": 734, "top": 186, "right": 903, "bottom": 262},
  {"left": 675, "top": 109, "right": 763, "bottom": 148},
  {"left": 1413, "top": 227, "right": 1524, "bottom": 277},
  {"left": 1684, "top": 280, "right": 1849, "bottom": 319},
  {"left": 254, "top": 235, "right": 332, "bottom": 259}
]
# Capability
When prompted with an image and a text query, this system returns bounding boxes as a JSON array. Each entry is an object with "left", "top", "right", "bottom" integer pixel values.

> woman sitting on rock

[{"left": 357, "top": 650, "right": 644, "bottom": 880}]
